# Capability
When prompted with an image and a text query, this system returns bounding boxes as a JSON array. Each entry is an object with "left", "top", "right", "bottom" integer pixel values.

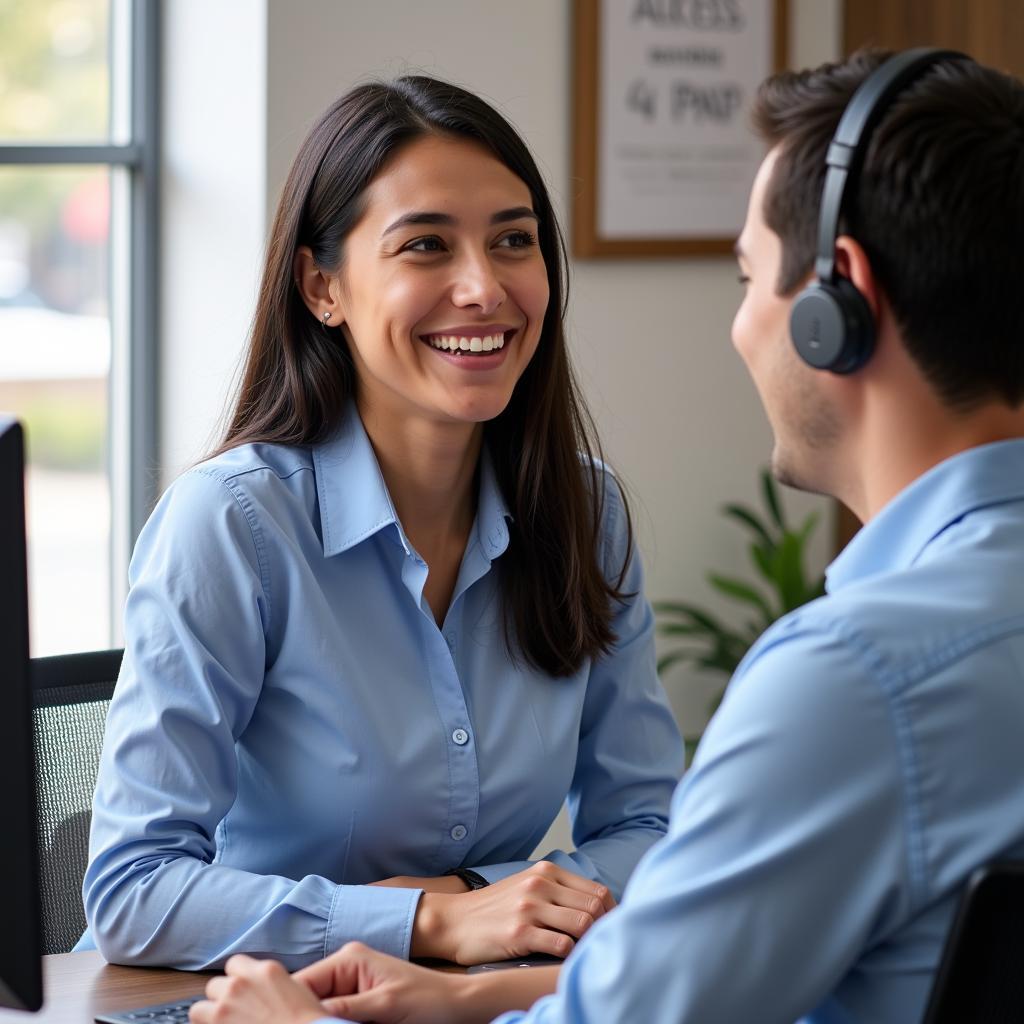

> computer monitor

[{"left": 0, "top": 417, "right": 44, "bottom": 1011}]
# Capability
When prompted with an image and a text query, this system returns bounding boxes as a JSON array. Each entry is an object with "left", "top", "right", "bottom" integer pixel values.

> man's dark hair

[{"left": 751, "top": 49, "right": 1024, "bottom": 409}]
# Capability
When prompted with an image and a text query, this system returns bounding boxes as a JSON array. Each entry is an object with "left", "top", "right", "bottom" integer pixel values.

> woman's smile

[{"left": 419, "top": 325, "right": 518, "bottom": 369}]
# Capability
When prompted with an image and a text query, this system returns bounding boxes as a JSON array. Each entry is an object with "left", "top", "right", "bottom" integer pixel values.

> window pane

[
  {"left": 0, "top": 165, "right": 111, "bottom": 655},
  {"left": 0, "top": 0, "right": 111, "bottom": 142}
]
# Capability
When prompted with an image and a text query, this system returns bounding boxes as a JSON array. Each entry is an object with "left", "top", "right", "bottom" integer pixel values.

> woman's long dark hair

[{"left": 215, "top": 76, "right": 633, "bottom": 677}]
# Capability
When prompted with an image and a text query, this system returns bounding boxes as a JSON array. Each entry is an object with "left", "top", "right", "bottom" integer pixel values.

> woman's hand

[
  {"left": 189, "top": 955, "right": 325, "bottom": 1024},
  {"left": 411, "top": 860, "right": 615, "bottom": 964}
]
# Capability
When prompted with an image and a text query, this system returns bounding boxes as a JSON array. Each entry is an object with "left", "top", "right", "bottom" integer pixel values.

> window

[{"left": 0, "top": 0, "right": 157, "bottom": 655}]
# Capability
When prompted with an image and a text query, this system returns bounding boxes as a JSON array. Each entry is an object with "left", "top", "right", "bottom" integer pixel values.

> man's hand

[
  {"left": 297, "top": 942, "right": 472, "bottom": 1024},
  {"left": 188, "top": 942, "right": 561, "bottom": 1024},
  {"left": 189, "top": 955, "right": 324, "bottom": 1024},
  {"left": 412, "top": 860, "right": 615, "bottom": 964}
]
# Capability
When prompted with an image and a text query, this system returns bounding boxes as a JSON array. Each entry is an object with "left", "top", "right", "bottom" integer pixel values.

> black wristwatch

[{"left": 445, "top": 867, "right": 490, "bottom": 891}]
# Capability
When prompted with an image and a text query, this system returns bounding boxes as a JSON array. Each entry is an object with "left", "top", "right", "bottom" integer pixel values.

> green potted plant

[{"left": 654, "top": 470, "right": 826, "bottom": 760}]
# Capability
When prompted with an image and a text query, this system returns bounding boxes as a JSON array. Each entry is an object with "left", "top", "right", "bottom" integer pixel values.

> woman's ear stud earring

[{"left": 322, "top": 312, "right": 332, "bottom": 325}]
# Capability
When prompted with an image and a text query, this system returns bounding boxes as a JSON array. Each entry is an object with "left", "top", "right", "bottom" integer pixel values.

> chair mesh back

[{"left": 33, "top": 679, "right": 115, "bottom": 955}]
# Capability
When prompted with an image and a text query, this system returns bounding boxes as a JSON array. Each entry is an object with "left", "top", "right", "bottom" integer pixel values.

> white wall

[
  {"left": 162, "top": 0, "right": 841, "bottom": 743},
  {"left": 160, "top": 0, "right": 267, "bottom": 476}
]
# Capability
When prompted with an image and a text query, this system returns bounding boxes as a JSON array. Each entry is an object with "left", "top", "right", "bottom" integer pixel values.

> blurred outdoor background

[{"left": 0, "top": 0, "right": 113, "bottom": 655}]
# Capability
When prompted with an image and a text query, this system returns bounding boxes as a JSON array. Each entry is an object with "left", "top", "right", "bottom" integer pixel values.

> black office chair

[
  {"left": 30, "top": 648, "right": 123, "bottom": 955},
  {"left": 922, "top": 861, "right": 1024, "bottom": 1022}
]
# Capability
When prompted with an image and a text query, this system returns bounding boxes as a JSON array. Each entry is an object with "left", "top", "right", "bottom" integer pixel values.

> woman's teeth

[{"left": 426, "top": 333, "right": 506, "bottom": 353}]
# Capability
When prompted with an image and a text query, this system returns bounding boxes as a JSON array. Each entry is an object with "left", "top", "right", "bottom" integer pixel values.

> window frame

[{"left": 0, "top": 0, "right": 160, "bottom": 646}]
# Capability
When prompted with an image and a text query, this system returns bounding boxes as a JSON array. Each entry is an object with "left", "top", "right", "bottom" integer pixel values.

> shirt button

[
  {"left": 452, "top": 728, "right": 469, "bottom": 746},
  {"left": 450, "top": 824, "right": 468, "bottom": 841},
  {"left": 446, "top": 634, "right": 455, "bottom": 651}
]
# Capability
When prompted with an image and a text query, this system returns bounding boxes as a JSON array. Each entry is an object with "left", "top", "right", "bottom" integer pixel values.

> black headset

[{"left": 789, "top": 47, "right": 967, "bottom": 374}]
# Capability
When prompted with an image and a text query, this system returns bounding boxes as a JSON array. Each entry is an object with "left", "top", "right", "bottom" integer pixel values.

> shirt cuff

[{"left": 324, "top": 884, "right": 423, "bottom": 960}]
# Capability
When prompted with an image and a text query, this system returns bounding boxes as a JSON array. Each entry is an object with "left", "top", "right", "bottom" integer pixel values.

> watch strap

[{"left": 444, "top": 867, "right": 490, "bottom": 891}]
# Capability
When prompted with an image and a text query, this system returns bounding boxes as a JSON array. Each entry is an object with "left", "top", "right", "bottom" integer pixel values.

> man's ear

[
  {"left": 293, "top": 245, "right": 344, "bottom": 326},
  {"left": 834, "top": 235, "right": 879, "bottom": 319}
]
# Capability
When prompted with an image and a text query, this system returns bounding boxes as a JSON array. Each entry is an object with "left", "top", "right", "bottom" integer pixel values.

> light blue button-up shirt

[
  {"left": 80, "top": 405, "right": 683, "bottom": 970},
  {"left": 489, "top": 440, "right": 1024, "bottom": 1024}
]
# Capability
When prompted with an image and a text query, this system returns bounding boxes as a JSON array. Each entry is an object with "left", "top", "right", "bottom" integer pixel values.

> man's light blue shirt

[
  {"left": 79, "top": 404, "right": 683, "bottom": 969},
  {"left": 489, "top": 440, "right": 1024, "bottom": 1024}
]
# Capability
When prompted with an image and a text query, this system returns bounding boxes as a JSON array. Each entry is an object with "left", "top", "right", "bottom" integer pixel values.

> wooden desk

[
  {"left": 0, "top": 951, "right": 464, "bottom": 1023},
  {"left": 0, "top": 951, "right": 209, "bottom": 1023}
]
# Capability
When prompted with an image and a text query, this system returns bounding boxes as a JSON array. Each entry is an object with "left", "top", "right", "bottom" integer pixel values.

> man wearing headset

[{"left": 191, "top": 48, "right": 1024, "bottom": 1024}]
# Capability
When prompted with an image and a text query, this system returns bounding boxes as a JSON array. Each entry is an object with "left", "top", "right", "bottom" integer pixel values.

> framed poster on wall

[{"left": 573, "top": 0, "right": 788, "bottom": 257}]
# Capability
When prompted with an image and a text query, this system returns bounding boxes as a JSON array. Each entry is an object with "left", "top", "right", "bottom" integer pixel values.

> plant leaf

[
  {"left": 707, "top": 573, "right": 774, "bottom": 626},
  {"left": 744, "top": 619, "right": 764, "bottom": 642},
  {"left": 698, "top": 649, "right": 743, "bottom": 674},
  {"left": 656, "top": 650, "right": 693, "bottom": 675},
  {"left": 653, "top": 600, "right": 731, "bottom": 634},
  {"left": 749, "top": 541, "right": 774, "bottom": 584},
  {"left": 701, "top": 633, "right": 749, "bottom": 673},
  {"left": 657, "top": 622, "right": 716, "bottom": 638},
  {"left": 771, "top": 532, "right": 808, "bottom": 611},
  {"left": 723, "top": 504, "right": 774, "bottom": 549},
  {"left": 802, "top": 566, "right": 827, "bottom": 606},
  {"left": 797, "top": 509, "right": 820, "bottom": 544},
  {"left": 760, "top": 469, "right": 786, "bottom": 531}
]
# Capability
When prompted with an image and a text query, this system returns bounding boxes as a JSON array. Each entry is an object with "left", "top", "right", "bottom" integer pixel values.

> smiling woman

[{"left": 78, "top": 76, "right": 684, "bottom": 973}]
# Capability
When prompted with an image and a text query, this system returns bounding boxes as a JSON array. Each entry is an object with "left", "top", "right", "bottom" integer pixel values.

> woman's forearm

[{"left": 371, "top": 874, "right": 470, "bottom": 894}]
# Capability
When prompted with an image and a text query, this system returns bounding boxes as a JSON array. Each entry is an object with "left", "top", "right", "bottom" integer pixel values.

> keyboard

[{"left": 94, "top": 994, "right": 204, "bottom": 1023}]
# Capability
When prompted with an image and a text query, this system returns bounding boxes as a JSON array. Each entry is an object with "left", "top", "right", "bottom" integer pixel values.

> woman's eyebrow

[
  {"left": 491, "top": 206, "right": 539, "bottom": 224},
  {"left": 381, "top": 206, "right": 539, "bottom": 237},
  {"left": 382, "top": 211, "right": 456, "bottom": 236}
]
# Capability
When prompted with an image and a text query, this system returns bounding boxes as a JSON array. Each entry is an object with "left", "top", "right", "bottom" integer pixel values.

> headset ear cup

[
  {"left": 789, "top": 277, "right": 875, "bottom": 373},
  {"left": 831, "top": 276, "right": 875, "bottom": 373}
]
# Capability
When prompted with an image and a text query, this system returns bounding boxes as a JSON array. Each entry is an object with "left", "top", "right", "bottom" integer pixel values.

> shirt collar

[
  {"left": 313, "top": 403, "right": 401, "bottom": 557},
  {"left": 312, "top": 403, "right": 512, "bottom": 560},
  {"left": 475, "top": 444, "right": 513, "bottom": 561},
  {"left": 826, "top": 438, "right": 1024, "bottom": 592}
]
